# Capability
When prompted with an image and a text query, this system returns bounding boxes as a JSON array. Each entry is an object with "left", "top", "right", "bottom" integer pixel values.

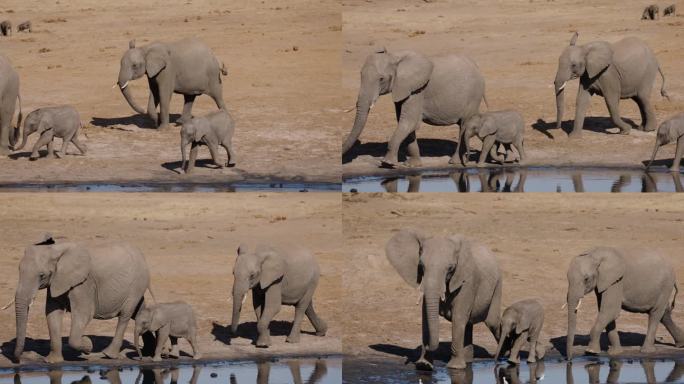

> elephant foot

[
  {"left": 404, "top": 157, "right": 422, "bottom": 168},
  {"left": 464, "top": 345, "right": 474, "bottom": 362},
  {"left": 675, "top": 340, "right": 684, "bottom": 348},
  {"left": 286, "top": 333, "right": 300, "bottom": 343},
  {"left": 608, "top": 345, "right": 623, "bottom": 355},
  {"left": 193, "top": 352, "right": 202, "bottom": 360},
  {"left": 475, "top": 162, "right": 487, "bottom": 168},
  {"left": 415, "top": 357, "right": 434, "bottom": 372},
  {"left": 640, "top": 345, "right": 656, "bottom": 353},
  {"left": 446, "top": 356, "right": 467, "bottom": 370},
  {"left": 380, "top": 158, "right": 398, "bottom": 169},
  {"left": 448, "top": 156, "right": 466, "bottom": 166},
  {"left": 45, "top": 351, "right": 64, "bottom": 364},
  {"left": 0, "top": 146, "right": 10, "bottom": 156},
  {"left": 584, "top": 346, "right": 600, "bottom": 355},
  {"left": 102, "top": 347, "right": 124, "bottom": 360},
  {"left": 80, "top": 337, "right": 93, "bottom": 354},
  {"left": 29, "top": 155, "right": 39, "bottom": 161},
  {"left": 152, "top": 355, "right": 163, "bottom": 362},
  {"left": 568, "top": 131, "right": 582, "bottom": 139},
  {"left": 255, "top": 334, "right": 271, "bottom": 348},
  {"left": 619, "top": 127, "right": 631, "bottom": 135},
  {"left": 507, "top": 357, "right": 520, "bottom": 365},
  {"left": 226, "top": 161, "right": 236, "bottom": 168},
  {"left": 669, "top": 166, "right": 681, "bottom": 173},
  {"left": 527, "top": 357, "right": 537, "bottom": 364},
  {"left": 157, "top": 124, "right": 171, "bottom": 131}
]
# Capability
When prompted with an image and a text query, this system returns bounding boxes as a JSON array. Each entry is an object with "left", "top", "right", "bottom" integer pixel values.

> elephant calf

[
  {"left": 664, "top": 4, "right": 676, "bottom": 16},
  {"left": 14, "top": 105, "right": 86, "bottom": 160},
  {"left": 642, "top": 4, "right": 660, "bottom": 20},
  {"left": 16, "top": 21, "right": 31, "bottom": 33},
  {"left": 462, "top": 110, "right": 526, "bottom": 166},
  {"left": 647, "top": 112, "right": 684, "bottom": 172},
  {"left": 180, "top": 110, "right": 236, "bottom": 173},
  {"left": 494, "top": 298, "right": 547, "bottom": 365},
  {"left": 0, "top": 20, "right": 11, "bottom": 37},
  {"left": 134, "top": 301, "right": 200, "bottom": 361}
]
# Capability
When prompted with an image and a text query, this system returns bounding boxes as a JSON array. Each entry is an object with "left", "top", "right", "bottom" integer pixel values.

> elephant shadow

[
  {"left": 211, "top": 320, "right": 318, "bottom": 346},
  {"left": 368, "top": 341, "right": 491, "bottom": 365},
  {"left": 90, "top": 113, "right": 182, "bottom": 130},
  {"left": 0, "top": 335, "right": 136, "bottom": 362},
  {"left": 532, "top": 117, "right": 639, "bottom": 139},
  {"left": 161, "top": 159, "right": 224, "bottom": 174},
  {"left": 343, "top": 138, "right": 456, "bottom": 164},
  {"left": 549, "top": 331, "right": 674, "bottom": 358}
]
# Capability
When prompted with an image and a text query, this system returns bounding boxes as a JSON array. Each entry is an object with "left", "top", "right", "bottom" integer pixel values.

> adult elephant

[
  {"left": 116, "top": 38, "right": 227, "bottom": 130},
  {"left": 0, "top": 54, "right": 21, "bottom": 155},
  {"left": 386, "top": 229, "right": 502, "bottom": 370},
  {"left": 9, "top": 234, "right": 154, "bottom": 363},
  {"left": 554, "top": 32, "right": 668, "bottom": 137},
  {"left": 565, "top": 246, "right": 684, "bottom": 360},
  {"left": 342, "top": 48, "right": 486, "bottom": 167}
]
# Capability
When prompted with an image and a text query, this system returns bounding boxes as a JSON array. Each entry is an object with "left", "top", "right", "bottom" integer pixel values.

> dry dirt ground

[
  {"left": 0, "top": 0, "right": 342, "bottom": 184},
  {"left": 0, "top": 193, "right": 342, "bottom": 368},
  {"left": 341, "top": 0, "right": 684, "bottom": 176},
  {"left": 342, "top": 193, "right": 684, "bottom": 363}
]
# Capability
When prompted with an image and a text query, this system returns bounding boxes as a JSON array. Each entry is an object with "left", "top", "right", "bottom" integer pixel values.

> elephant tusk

[
  {"left": 112, "top": 83, "right": 118, "bottom": 89},
  {"left": 575, "top": 298, "right": 582, "bottom": 312},
  {"left": 241, "top": 295, "right": 247, "bottom": 305},
  {"left": 561, "top": 302, "right": 567, "bottom": 310},
  {"left": 558, "top": 81, "right": 567, "bottom": 92},
  {"left": 343, "top": 106, "right": 355, "bottom": 113},
  {"left": 0, "top": 298, "right": 14, "bottom": 310},
  {"left": 416, "top": 283, "right": 423, "bottom": 306},
  {"left": 227, "top": 296, "right": 232, "bottom": 303},
  {"left": 369, "top": 102, "right": 375, "bottom": 111},
  {"left": 120, "top": 81, "right": 129, "bottom": 90}
]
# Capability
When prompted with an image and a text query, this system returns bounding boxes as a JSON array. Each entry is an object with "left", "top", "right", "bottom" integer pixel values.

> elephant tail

[
  {"left": 146, "top": 286, "right": 158, "bottom": 305},
  {"left": 482, "top": 92, "right": 490, "bottom": 111},
  {"left": 671, "top": 282, "right": 678, "bottom": 310},
  {"left": 658, "top": 64, "right": 670, "bottom": 101}
]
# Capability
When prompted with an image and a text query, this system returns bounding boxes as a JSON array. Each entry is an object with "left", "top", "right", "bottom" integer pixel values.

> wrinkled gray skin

[
  {"left": 14, "top": 106, "right": 86, "bottom": 160},
  {"left": 12, "top": 234, "right": 153, "bottom": 363},
  {"left": 342, "top": 48, "right": 486, "bottom": 167},
  {"left": 386, "top": 229, "right": 502, "bottom": 370},
  {"left": 664, "top": 4, "right": 677, "bottom": 16},
  {"left": 642, "top": 4, "right": 659, "bottom": 20},
  {"left": 117, "top": 38, "right": 227, "bottom": 130},
  {"left": 230, "top": 242, "right": 328, "bottom": 347},
  {"left": 554, "top": 32, "right": 668, "bottom": 137},
  {"left": 494, "top": 298, "right": 546, "bottom": 365},
  {"left": 180, "top": 109, "right": 236, "bottom": 173},
  {"left": 565, "top": 247, "right": 684, "bottom": 360},
  {"left": 134, "top": 301, "right": 200, "bottom": 361},
  {"left": 0, "top": 21, "right": 11, "bottom": 37},
  {"left": 463, "top": 110, "right": 525, "bottom": 166},
  {"left": 0, "top": 55, "right": 21, "bottom": 155},
  {"left": 17, "top": 21, "right": 31, "bottom": 33},
  {"left": 647, "top": 112, "right": 684, "bottom": 172}
]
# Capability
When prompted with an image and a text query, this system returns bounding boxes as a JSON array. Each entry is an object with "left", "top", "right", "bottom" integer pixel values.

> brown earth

[
  {"left": 0, "top": 193, "right": 342, "bottom": 368},
  {"left": 0, "top": 0, "right": 342, "bottom": 184},
  {"left": 342, "top": 193, "right": 684, "bottom": 362},
  {"left": 341, "top": 0, "right": 684, "bottom": 176}
]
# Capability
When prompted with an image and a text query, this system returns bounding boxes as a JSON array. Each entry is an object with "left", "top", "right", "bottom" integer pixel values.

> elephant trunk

[
  {"left": 424, "top": 294, "right": 441, "bottom": 351},
  {"left": 12, "top": 127, "right": 29, "bottom": 151},
  {"left": 342, "top": 90, "right": 375, "bottom": 154},
  {"left": 230, "top": 289, "right": 246, "bottom": 334},
  {"left": 566, "top": 294, "right": 581, "bottom": 360},
  {"left": 554, "top": 69, "right": 572, "bottom": 130},
  {"left": 494, "top": 324, "right": 510, "bottom": 360},
  {"left": 647, "top": 142, "right": 660, "bottom": 168},
  {"left": 180, "top": 136, "right": 188, "bottom": 172},
  {"left": 134, "top": 325, "right": 142, "bottom": 359},
  {"left": 118, "top": 72, "right": 146, "bottom": 115},
  {"left": 13, "top": 285, "right": 32, "bottom": 360}
]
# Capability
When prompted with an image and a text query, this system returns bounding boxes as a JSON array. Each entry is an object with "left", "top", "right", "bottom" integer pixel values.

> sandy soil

[
  {"left": 0, "top": 193, "right": 342, "bottom": 368},
  {"left": 0, "top": 0, "right": 342, "bottom": 184},
  {"left": 342, "top": 193, "right": 684, "bottom": 362},
  {"left": 341, "top": 0, "right": 684, "bottom": 176}
]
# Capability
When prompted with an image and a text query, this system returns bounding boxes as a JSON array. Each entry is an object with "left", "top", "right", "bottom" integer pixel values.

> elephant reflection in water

[
  {"left": 566, "top": 359, "right": 684, "bottom": 384},
  {"left": 494, "top": 362, "right": 545, "bottom": 384},
  {"left": 573, "top": 172, "right": 684, "bottom": 192},
  {"left": 451, "top": 169, "right": 527, "bottom": 192},
  {"left": 135, "top": 366, "right": 201, "bottom": 384},
  {"left": 229, "top": 360, "right": 328, "bottom": 384},
  {"left": 381, "top": 175, "right": 422, "bottom": 192}
]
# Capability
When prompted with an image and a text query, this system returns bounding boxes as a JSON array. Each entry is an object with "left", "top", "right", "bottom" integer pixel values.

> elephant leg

[
  {"left": 527, "top": 330, "right": 539, "bottom": 363},
  {"left": 46, "top": 139, "right": 55, "bottom": 159},
  {"left": 29, "top": 132, "right": 53, "bottom": 160},
  {"left": 188, "top": 332, "right": 201, "bottom": 359},
  {"left": 67, "top": 307, "right": 93, "bottom": 354},
  {"left": 147, "top": 89, "right": 159, "bottom": 126},
  {"left": 514, "top": 138, "right": 525, "bottom": 163},
  {"left": 671, "top": 138, "right": 684, "bottom": 172},
  {"left": 168, "top": 335, "right": 179, "bottom": 357},
  {"left": 186, "top": 143, "right": 200, "bottom": 173},
  {"left": 45, "top": 297, "right": 65, "bottom": 363},
  {"left": 382, "top": 95, "right": 422, "bottom": 167},
  {"left": 641, "top": 307, "right": 666, "bottom": 353},
  {"left": 478, "top": 135, "right": 496, "bottom": 167},
  {"left": 157, "top": 76, "right": 173, "bottom": 130},
  {"left": 207, "top": 142, "right": 223, "bottom": 168},
  {"left": 587, "top": 288, "right": 621, "bottom": 354},
  {"left": 71, "top": 136, "right": 87, "bottom": 155},
  {"left": 604, "top": 93, "right": 632, "bottom": 134},
  {"left": 447, "top": 298, "right": 474, "bottom": 370},
  {"left": 404, "top": 130, "right": 422, "bottom": 168},
  {"left": 464, "top": 322, "right": 474, "bottom": 363},
  {"left": 570, "top": 86, "right": 591, "bottom": 138},
  {"left": 102, "top": 315, "right": 131, "bottom": 359},
  {"left": 58, "top": 136, "right": 71, "bottom": 157},
  {"left": 252, "top": 289, "right": 264, "bottom": 322},
  {"left": 508, "top": 331, "right": 527, "bottom": 364},
  {"left": 0, "top": 106, "right": 11, "bottom": 155},
  {"left": 209, "top": 82, "right": 227, "bottom": 110},
  {"left": 221, "top": 141, "right": 236, "bottom": 167},
  {"left": 256, "top": 285, "right": 282, "bottom": 347},
  {"left": 605, "top": 320, "right": 622, "bottom": 354},
  {"left": 179, "top": 95, "right": 196, "bottom": 125},
  {"left": 661, "top": 309, "right": 684, "bottom": 347},
  {"left": 305, "top": 302, "right": 327, "bottom": 336},
  {"left": 153, "top": 325, "right": 170, "bottom": 361},
  {"left": 485, "top": 280, "right": 502, "bottom": 342},
  {"left": 286, "top": 296, "right": 311, "bottom": 343}
]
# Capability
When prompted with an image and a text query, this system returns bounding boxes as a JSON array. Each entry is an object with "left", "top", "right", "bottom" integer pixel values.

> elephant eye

[{"left": 39, "top": 272, "right": 46, "bottom": 280}]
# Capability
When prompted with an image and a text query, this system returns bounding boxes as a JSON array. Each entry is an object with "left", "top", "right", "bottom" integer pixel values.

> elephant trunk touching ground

[
  {"left": 342, "top": 86, "right": 378, "bottom": 154},
  {"left": 13, "top": 280, "right": 37, "bottom": 360},
  {"left": 424, "top": 294, "right": 441, "bottom": 351},
  {"left": 13, "top": 127, "right": 29, "bottom": 152},
  {"left": 494, "top": 322, "right": 513, "bottom": 360},
  {"left": 134, "top": 324, "right": 143, "bottom": 358},
  {"left": 117, "top": 71, "right": 146, "bottom": 115},
  {"left": 647, "top": 130, "right": 671, "bottom": 168},
  {"left": 230, "top": 284, "right": 248, "bottom": 334},
  {"left": 565, "top": 291, "right": 582, "bottom": 360}
]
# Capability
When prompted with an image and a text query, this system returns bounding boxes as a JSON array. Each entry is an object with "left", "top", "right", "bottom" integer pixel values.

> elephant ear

[
  {"left": 569, "top": 31, "right": 579, "bottom": 46},
  {"left": 259, "top": 249, "right": 286, "bottom": 288},
  {"left": 391, "top": 52, "right": 433, "bottom": 103},
  {"left": 149, "top": 308, "right": 166, "bottom": 331},
  {"left": 478, "top": 115, "right": 498, "bottom": 137},
  {"left": 385, "top": 228, "right": 424, "bottom": 288},
  {"left": 145, "top": 46, "right": 169, "bottom": 78},
  {"left": 668, "top": 123, "right": 682, "bottom": 143},
  {"left": 50, "top": 245, "right": 91, "bottom": 298},
  {"left": 584, "top": 42, "right": 613, "bottom": 79},
  {"left": 596, "top": 249, "right": 625, "bottom": 293},
  {"left": 515, "top": 312, "right": 532, "bottom": 334},
  {"left": 193, "top": 119, "right": 211, "bottom": 142},
  {"left": 446, "top": 235, "right": 476, "bottom": 293}
]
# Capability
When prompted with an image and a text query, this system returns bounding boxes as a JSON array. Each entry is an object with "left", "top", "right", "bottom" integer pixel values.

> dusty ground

[
  {"left": 341, "top": 0, "right": 684, "bottom": 176},
  {"left": 0, "top": 193, "right": 342, "bottom": 368},
  {"left": 342, "top": 193, "right": 684, "bottom": 363},
  {"left": 0, "top": 0, "right": 342, "bottom": 184}
]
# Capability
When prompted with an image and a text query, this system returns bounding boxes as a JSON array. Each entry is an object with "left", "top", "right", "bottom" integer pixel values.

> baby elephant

[
  {"left": 17, "top": 21, "right": 31, "bottom": 33},
  {"left": 664, "top": 4, "right": 676, "bottom": 16},
  {"left": 14, "top": 105, "right": 86, "bottom": 160},
  {"left": 180, "top": 109, "right": 236, "bottom": 173},
  {"left": 0, "top": 20, "right": 11, "bottom": 36},
  {"left": 642, "top": 4, "right": 660, "bottom": 20},
  {"left": 134, "top": 301, "right": 201, "bottom": 361},
  {"left": 647, "top": 112, "right": 684, "bottom": 172},
  {"left": 463, "top": 110, "right": 526, "bottom": 166},
  {"left": 494, "top": 298, "right": 546, "bottom": 365}
]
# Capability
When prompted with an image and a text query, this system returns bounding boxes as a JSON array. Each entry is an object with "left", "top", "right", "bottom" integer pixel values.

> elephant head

[
  {"left": 134, "top": 305, "right": 162, "bottom": 358},
  {"left": 179, "top": 118, "right": 210, "bottom": 172},
  {"left": 13, "top": 109, "right": 47, "bottom": 152},
  {"left": 647, "top": 119, "right": 684, "bottom": 168},
  {"left": 565, "top": 248, "right": 624, "bottom": 360},
  {"left": 385, "top": 229, "right": 474, "bottom": 352},
  {"left": 230, "top": 244, "right": 286, "bottom": 334},
  {"left": 117, "top": 40, "right": 170, "bottom": 117},
  {"left": 554, "top": 32, "right": 613, "bottom": 129},
  {"left": 13, "top": 234, "right": 90, "bottom": 360},
  {"left": 342, "top": 48, "right": 433, "bottom": 154},
  {"left": 493, "top": 309, "right": 528, "bottom": 360}
]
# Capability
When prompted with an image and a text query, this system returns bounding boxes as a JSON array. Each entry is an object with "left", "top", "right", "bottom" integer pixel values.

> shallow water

[
  {"left": 0, "top": 357, "right": 341, "bottom": 384},
  {"left": 343, "top": 167, "right": 684, "bottom": 193},
  {"left": 343, "top": 357, "right": 684, "bottom": 383},
  {"left": 0, "top": 182, "right": 341, "bottom": 192}
]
